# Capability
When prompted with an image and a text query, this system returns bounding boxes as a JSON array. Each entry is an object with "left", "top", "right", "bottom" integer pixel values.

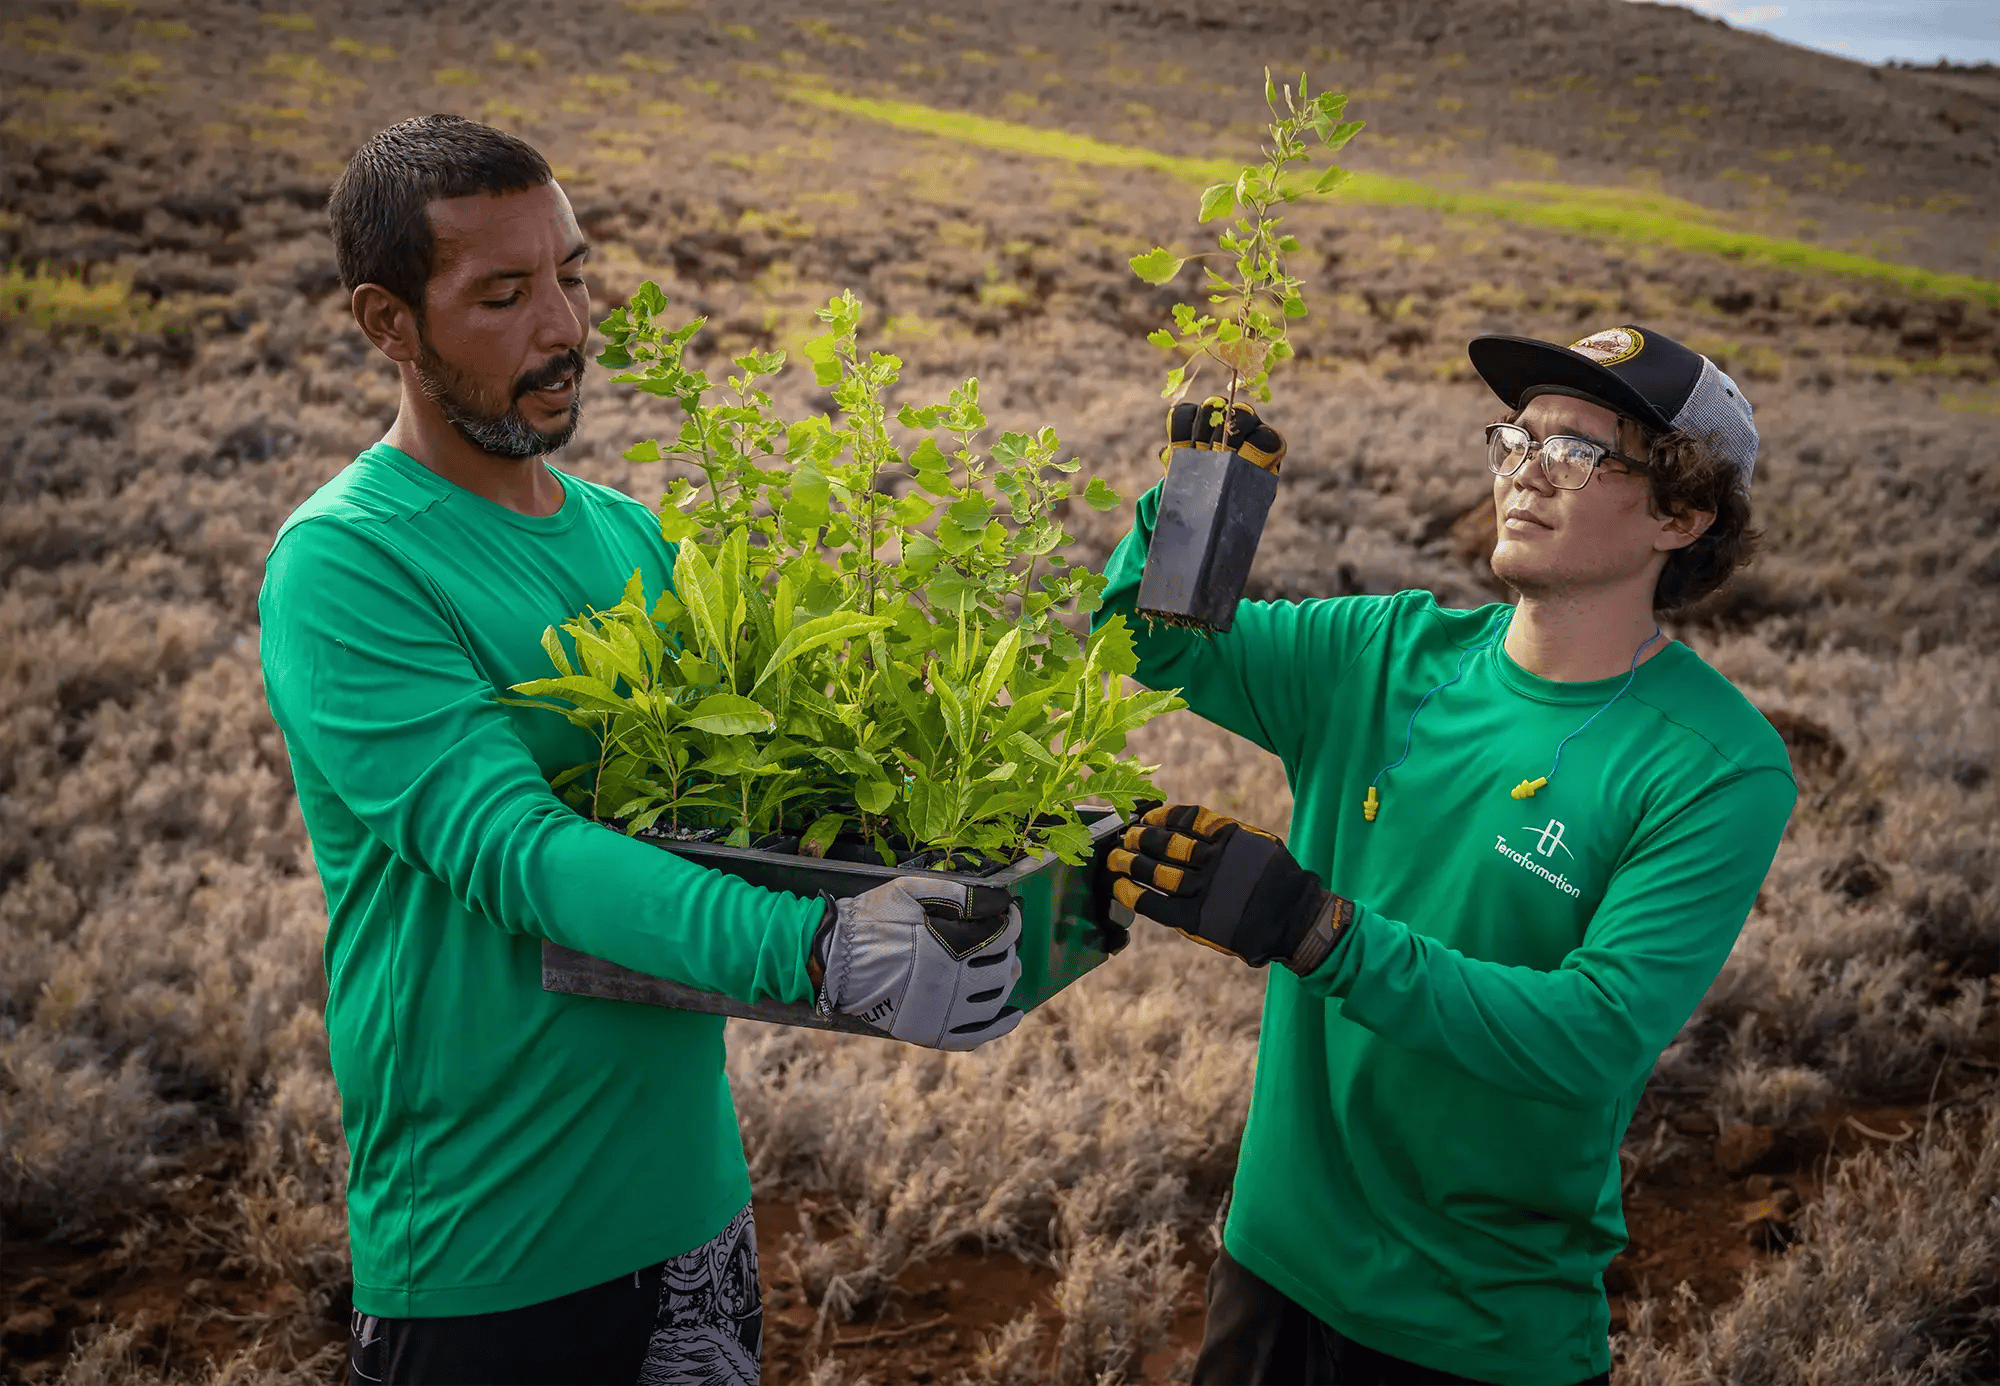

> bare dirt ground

[{"left": 3, "top": 0, "right": 1998, "bottom": 1382}]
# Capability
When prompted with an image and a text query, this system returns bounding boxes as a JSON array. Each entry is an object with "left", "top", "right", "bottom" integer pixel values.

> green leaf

[
  {"left": 975, "top": 627, "right": 1022, "bottom": 712},
  {"left": 674, "top": 543, "right": 732, "bottom": 668},
  {"left": 855, "top": 778, "right": 897, "bottom": 815},
  {"left": 540, "top": 625, "right": 574, "bottom": 677},
  {"left": 948, "top": 495, "right": 992, "bottom": 530},
  {"left": 1146, "top": 328, "right": 1175, "bottom": 349},
  {"left": 1129, "top": 248, "right": 1184, "bottom": 286},
  {"left": 505, "top": 674, "right": 633, "bottom": 714},
  {"left": 1036, "top": 818, "right": 1096, "bottom": 865},
  {"left": 624, "top": 438, "right": 661, "bottom": 463},
  {"left": 658, "top": 505, "right": 699, "bottom": 544},
  {"left": 684, "top": 693, "right": 775, "bottom": 736},
  {"left": 1314, "top": 165, "right": 1353, "bottom": 194},
  {"left": 1323, "top": 119, "right": 1365, "bottom": 153},
  {"left": 752, "top": 611, "right": 894, "bottom": 692},
  {"left": 799, "top": 813, "right": 845, "bottom": 858},
  {"left": 1082, "top": 477, "right": 1121, "bottom": 511},
  {"left": 932, "top": 669, "right": 974, "bottom": 756},
  {"left": 802, "top": 332, "right": 842, "bottom": 388},
  {"left": 1198, "top": 182, "right": 1235, "bottom": 223},
  {"left": 1283, "top": 296, "right": 1307, "bottom": 318},
  {"left": 1087, "top": 616, "right": 1142, "bottom": 679}
]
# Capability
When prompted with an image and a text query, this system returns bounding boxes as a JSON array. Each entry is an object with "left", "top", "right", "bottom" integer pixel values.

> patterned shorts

[{"left": 349, "top": 1202, "right": 762, "bottom": 1386}]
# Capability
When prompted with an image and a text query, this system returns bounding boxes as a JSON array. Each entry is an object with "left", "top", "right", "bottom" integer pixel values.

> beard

[{"left": 415, "top": 340, "right": 585, "bottom": 459}]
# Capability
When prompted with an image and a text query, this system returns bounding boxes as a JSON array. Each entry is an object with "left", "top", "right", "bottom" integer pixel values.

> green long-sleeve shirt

[
  {"left": 1100, "top": 485, "right": 1793, "bottom": 1384},
  {"left": 258, "top": 443, "right": 822, "bottom": 1318}
]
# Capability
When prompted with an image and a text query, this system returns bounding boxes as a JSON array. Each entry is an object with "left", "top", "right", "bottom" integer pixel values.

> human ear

[
  {"left": 1656, "top": 505, "right": 1714, "bottom": 553},
  {"left": 351, "top": 284, "right": 422, "bottom": 365}
]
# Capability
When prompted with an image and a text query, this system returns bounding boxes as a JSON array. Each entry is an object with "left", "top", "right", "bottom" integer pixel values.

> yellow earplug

[
  {"left": 1510, "top": 777, "right": 1548, "bottom": 800},
  {"left": 1362, "top": 786, "right": 1380, "bottom": 822}
]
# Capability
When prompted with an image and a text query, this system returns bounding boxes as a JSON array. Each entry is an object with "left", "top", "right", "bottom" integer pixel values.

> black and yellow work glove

[
  {"left": 1105, "top": 804, "right": 1350, "bottom": 976},
  {"left": 1162, "top": 397, "right": 1287, "bottom": 474}
]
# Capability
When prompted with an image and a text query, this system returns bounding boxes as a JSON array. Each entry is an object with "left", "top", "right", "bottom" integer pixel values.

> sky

[{"left": 1637, "top": 0, "right": 2000, "bottom": 66}]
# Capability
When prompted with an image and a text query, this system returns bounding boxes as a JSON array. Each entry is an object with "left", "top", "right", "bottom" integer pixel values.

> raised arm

[
  {"left": 259, "top": 517, "right": 822, "bottom": 1005},
  {"left": 1096, "top": 480, "right": 1393, "bottom": 769}
]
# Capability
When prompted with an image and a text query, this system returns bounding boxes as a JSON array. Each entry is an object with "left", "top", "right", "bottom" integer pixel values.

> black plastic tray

[{"left": 542, "top": 810, "right": 1132, "bottom": 1039}]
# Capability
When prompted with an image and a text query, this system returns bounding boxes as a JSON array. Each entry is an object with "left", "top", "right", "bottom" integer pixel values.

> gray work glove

[{"left": 810, "top": 879, "right": 1024, "bottom": 1050}]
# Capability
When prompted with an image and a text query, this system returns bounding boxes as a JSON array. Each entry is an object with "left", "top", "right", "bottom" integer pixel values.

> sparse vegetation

[{"left": 2, "top": 0, "right": 1996, "bottom": 1381}]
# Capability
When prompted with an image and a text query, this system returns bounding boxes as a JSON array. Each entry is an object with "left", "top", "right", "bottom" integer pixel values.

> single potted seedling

[
  {"left": 511, "top": 287, "right": 1185, "bottom": 1035},
  {"left": 1130, "top": 71, "right": 1363, "bottom": 632}
]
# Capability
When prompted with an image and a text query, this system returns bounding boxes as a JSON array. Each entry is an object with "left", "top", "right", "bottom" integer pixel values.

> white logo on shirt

[
  {"left": 1494, "top": 820, "right": 1583, "bottom": 898},
  {"left": 1529, "top": 819, "right": 1573, "bottom": 858}
]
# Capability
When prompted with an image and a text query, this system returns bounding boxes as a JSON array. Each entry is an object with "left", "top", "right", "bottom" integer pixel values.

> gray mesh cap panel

[{"left": 1670, "top": 356, "right": 1758, "bottom": 481}]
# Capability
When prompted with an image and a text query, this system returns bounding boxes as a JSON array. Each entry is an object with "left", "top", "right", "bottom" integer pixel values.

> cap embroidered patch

[{"left": 1569, "top": 327, "right": 1644, "bottom": 366}]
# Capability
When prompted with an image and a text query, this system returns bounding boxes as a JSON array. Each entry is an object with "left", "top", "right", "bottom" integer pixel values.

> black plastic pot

[
  {"left": 1136, "top": 446, "right": 1280, "bottom": 634},
  {"left": 542, "top": 810, "right": 1132, "bottom": 1039}
]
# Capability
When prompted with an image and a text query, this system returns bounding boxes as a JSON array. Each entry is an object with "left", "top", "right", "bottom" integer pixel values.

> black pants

[
  {"left": 1192, "top": 1247, "right": 1612, "bottom": 1386},
  {"left": 349, "top": 1203, "right": 760, "bottom": 1386}
]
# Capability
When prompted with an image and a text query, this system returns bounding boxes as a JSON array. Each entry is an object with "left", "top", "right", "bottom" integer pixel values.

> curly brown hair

[
  {"left": 1618, "top": 418, "right": 1761, "bottom": 612},
  {"left": 1494, "top": 409, "right": 1761, "bottom": 611}
]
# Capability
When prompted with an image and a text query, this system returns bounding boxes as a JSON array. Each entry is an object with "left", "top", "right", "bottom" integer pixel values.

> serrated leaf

[
  {"left": 1146, "top": 328, "right": 1175, "bottom": 349},
  {"left": 802, "top": 332, "right": 842, "bottom": 387},
  {"left": 624, "top": 438, "right": 661, "bottom": 463},
  {"left": 1323, "top": 119, "right": 1365, "bottom": 152},
  {"left": 1082, "top": 476, "right": 1121, "bottom": 511},
  {"left": 1129, "top": 248, "right": 1184, "bottom": 285}
]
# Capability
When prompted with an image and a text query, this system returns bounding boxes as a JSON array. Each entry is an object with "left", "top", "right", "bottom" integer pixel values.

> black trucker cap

[{"left": 1468, "top": 325, "right": 1758, "bottom": 481}]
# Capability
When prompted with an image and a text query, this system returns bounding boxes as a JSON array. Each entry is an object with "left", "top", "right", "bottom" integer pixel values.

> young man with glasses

[{"left": 1096, "top": 326, "right": 1795, "bottom": 1384}]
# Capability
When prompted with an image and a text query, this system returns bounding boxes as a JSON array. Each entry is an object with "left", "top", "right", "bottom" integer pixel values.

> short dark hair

[{"left": 328, "top": 115, "right": 552, "bottom": 321}]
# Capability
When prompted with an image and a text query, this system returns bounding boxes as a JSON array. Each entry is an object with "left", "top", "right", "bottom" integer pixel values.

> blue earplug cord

[{"left": 1364, "top": 617, "right": 1664, "bottom": 822}]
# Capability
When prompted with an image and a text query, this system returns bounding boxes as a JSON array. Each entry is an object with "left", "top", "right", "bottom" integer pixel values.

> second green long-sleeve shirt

[
  {"left": 259, "top": 443, "right": 824, "bottom": 1318},
  {"left": 1099, "top": 484, "right": 1794, "bottom": 1383}
]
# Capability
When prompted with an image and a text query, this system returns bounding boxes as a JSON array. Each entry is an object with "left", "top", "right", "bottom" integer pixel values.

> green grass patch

[
  {"left": 0, "top": 264, "right": 225, "bottom": 349},
  {"left": 786, "top": 87, "right": 2000, "bottom": 309}
]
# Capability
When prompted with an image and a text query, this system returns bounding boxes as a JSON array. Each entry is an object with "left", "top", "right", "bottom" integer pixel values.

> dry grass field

[{"left": 3, "top": 0, "right": 1998, "bottom": 1381}]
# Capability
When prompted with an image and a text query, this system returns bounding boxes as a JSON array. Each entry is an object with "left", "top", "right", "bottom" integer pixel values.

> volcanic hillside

[{"left": 2, "top": 1, "right": 1998, "bottom": 1382}]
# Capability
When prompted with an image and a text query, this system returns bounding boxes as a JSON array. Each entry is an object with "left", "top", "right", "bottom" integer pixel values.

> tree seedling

[
  {"left": 1128, "top": 72, "right": 1362, "bottom": 631},
  {"left": 509, "top": 285, "right": 1184, "bottom": 868}
]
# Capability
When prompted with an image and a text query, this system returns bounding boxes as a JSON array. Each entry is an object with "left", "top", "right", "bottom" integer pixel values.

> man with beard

[
  {"left": 259, "top": 116, "right": 1025, "bottom": 1386},
  {"left": 1096, "top": 330, "right": 1795, "bottom": 1384}
]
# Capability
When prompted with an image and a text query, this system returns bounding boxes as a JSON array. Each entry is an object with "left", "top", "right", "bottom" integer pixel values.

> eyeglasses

[{"left": 1484, "top": 423, "right": 1647, "bottom": 491}]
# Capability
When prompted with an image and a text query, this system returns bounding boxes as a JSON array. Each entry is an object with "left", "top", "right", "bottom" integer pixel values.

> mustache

[{"left": 514, "top": 350, "right": 587, "bottom": 399}]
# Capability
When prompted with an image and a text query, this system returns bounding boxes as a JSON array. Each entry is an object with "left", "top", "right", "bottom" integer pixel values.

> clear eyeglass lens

[
  {"left": 1485, "top": 426, "right": 1531, "bottom": 476},
  {"left": 1540, "top": 436, "right": 1605, "bottom": 489}
]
